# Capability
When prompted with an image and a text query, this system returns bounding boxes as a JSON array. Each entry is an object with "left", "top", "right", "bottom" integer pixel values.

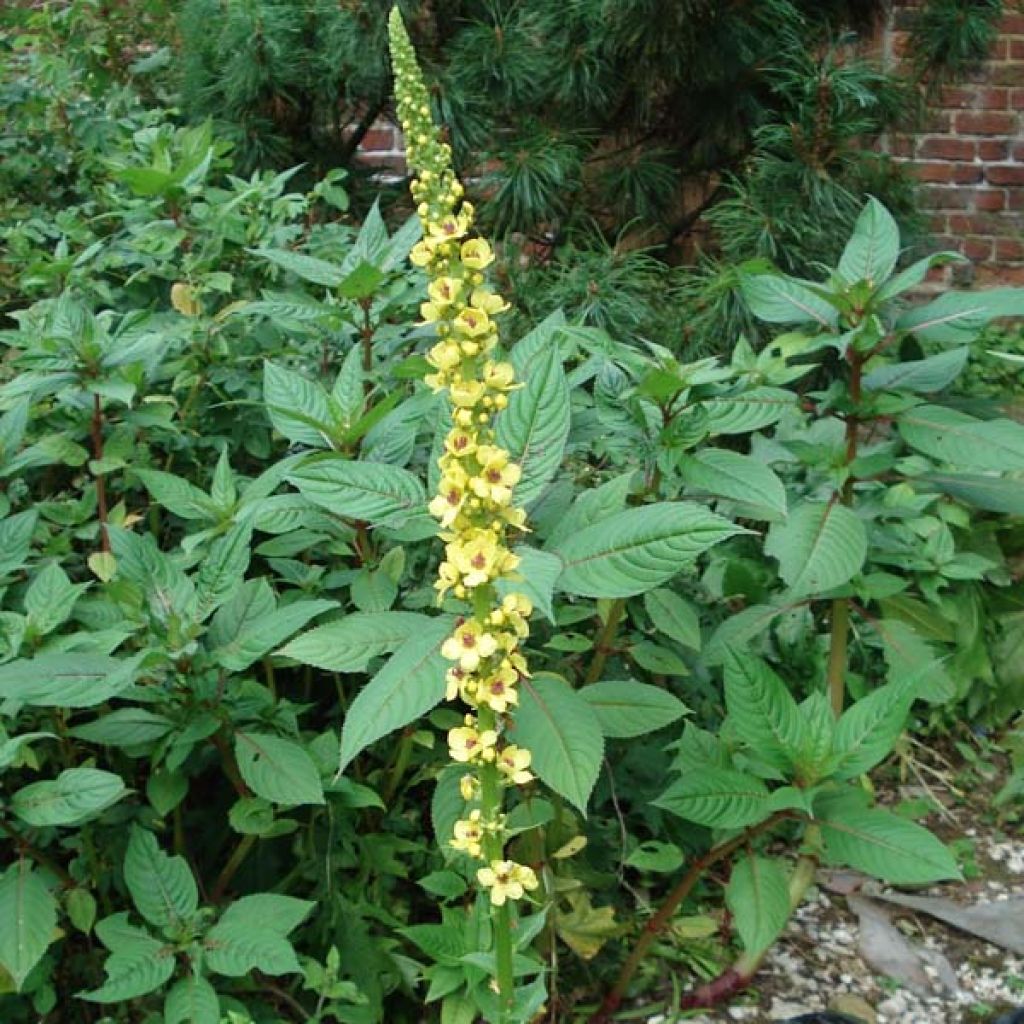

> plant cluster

[{"left": 0, "top": 6, "right": 1022, "bottom": 1024}]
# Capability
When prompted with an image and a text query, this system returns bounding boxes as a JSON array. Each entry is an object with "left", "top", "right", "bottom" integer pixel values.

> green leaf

[
  {"left": 70, "top": 709, "right": 175, "bottom": 746},
  {"left": 219, "top": 894, "right": 313, "bottom": 935},
  {"left": 94, "top": 911, "right": 163, "bottom": 954},
  {"left": 704, "top": 604, "right": 786, "bottom": 665},
  {"left": 65, "top": 888, "right": 97, "bottom": 935},
  {"left": 877, "top": 619, "right": 955, "bottom": 704},
  {"left": 580, "top": 680, "right": 689, "bottom": 738},
  {"left": 338, "top": 260, "right": 386, "bottom": 300},
  {"left": 863, "top": 348, "right": 968, "bottom": 394},
  {"left": 699, "top": 387, "right": 797, "bottom": 435},
  {"left": 625, "top": 841, "right": 684, "bottom": 873},
  {"left": 832, "top": 678, "right": 917, "bottom": 780},
  {"left": 550, "top": 502, "right": 745, "bottom": 599},
  {"left": 332, "top": 345, "right": 365, "bottom": 427},
  {"left": 204, "top": 921, "right": 301, "bottom": 977},
  {"left": 838, "top": 198, "right": 900, "bottom": 286},
  {"left": 918, "top": 471, "right": 1024, "bottom": 515},
  {"left": 0, "top": 863, "right": 57, "bottom": 990},
  {"left": 508, "top": 309, "right": 568, "bottom": 376},
  {"left": 263, "top": 360, "right": 335, "bottom": 447},
  {"left": 147, "top": 771, "right": 188, "bottom": 817},
  {"left": 655, "top": 766, "right": 770, "bottom": 828},
  {"left": 723, "top": 652, "right": 805, "bottom": 775},
  {"left": 277, "top": 611, "right": 431, "bottom": 672},
  {"left": 875, "top": 252, "right": 963, "bottom": 302},
  {"left": 214, "top": 596, "right": 336, "bottom": 672},
  {"left": 897, "top": 286, "right": 1024, "bottom": 344},
  {"left": 496, "top": 346, "right": 570, "bottom": 507},
  {"left": 0, "top": 510, "right": 37, "bottom": 577},
  {"left": 644, "top": 588, "right": 701, "bottom": 650},
  {"left": 765, "top": 501, "right": 867, "bottom": 599},
  {"left": 899, "top": 405, "right": 1024, "bottom": 471},
  {"left": 24, "top": 561, "right": 88, "bottom": 635},
  {"left": 195, "top": 523, "right": 252, "bottom": 618},
  {"left": 235, "top": 732, "right": 325, "bottom": 806},
  {"left": 133, "top": 469, "right": 213, "bottom": 521},
  {"left": 123, "top": 826, "right": 199, "bottom": 931},
  {"left": 741, "top": 273, "right": 839, "bottom": 329},
  {"left": 819, "top": 806, "right": 961, "bottom": 884},
  {"left": 495, "top": 546, "right": 562, "bottom": 623},
  {"left": 79, "top": 947, "right": 175, "bottom": 1002},
  {"left": 725, "top": 855, "right": 791, "bottom": 955},
  {"left": 680, "top": 449, "right": 787, "bottom": 521},
  {"left": 12, "top": 768, "right": 127, "bottom": 827},
  {"left": 288, "top": 453, "right": 426, "bottom": 524},
  {"left": 0, "top": 653, "right": 138, "bottom": 708},
  {"left": 546, "top": 472, "right": 633, "bottom": 550},
  {"left": 511, "top": 674, "right": 604, "bottom": 815},
  {"left": 338, "top": 617, "right": 452, "bottom": 774},
  {"left": 164, "top": 975, "right": 220, "bottom": 1024},
  {"left": 253, "top": 248, "right": 346, "bottom": 288}
]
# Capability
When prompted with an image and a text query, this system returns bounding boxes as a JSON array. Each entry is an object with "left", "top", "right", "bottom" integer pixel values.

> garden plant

[{"left": 0, "top": 3, "right": 1022, "bottom": 1024}]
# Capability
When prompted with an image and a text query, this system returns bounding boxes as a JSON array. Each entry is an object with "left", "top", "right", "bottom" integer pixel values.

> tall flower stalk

[{"left": 388, "top": 9, "right": 538, "bottom": 1017}]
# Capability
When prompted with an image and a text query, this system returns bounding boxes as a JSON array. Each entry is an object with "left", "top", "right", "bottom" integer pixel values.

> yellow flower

[
  {"left": 479, "top": 664, "right": 519, "bottom": 714},
  {"left": 460, "top": 773, "right": 480, "bottom": 800},
  {"left": 409, "top": 240, "right": 435, "bottom": 267},
  {"left": 449, "top": 378, "right": 486, "bottom": 409},
  {"left": 453, "top": 307, "right": 492, "bottom": 338},
  {"left": 420, "top": 301, "right": 445, "bottom": 323},
  {"left": 461, "top": 238, "right": 495, "bottom": 270},
  {"left": 470, "top": 446, "right": 522, "bottom": 505},
  {"left": 447, "top": 529, "right": 502, "bottom": 588},
  {"left": 448, "top": 723, "right": 498, "bottom": 763},
  {"left": 476, "top": 860, "right": 539, "bottom": 906},
  {"left": 498, "top": 745, "right": 534, "bottom": 785},
  {"left": 444, "top": 427, "right": 477, "bottom": 458},
  {"left": 471, "top": 288, "right": 509, "bottom": 316},
  {"left": 441, "top": 619, "right": 499, "bottom": 672},
  {"left": 451, "top": 811, "right": 484, "bottom": 858},
  {"left": 428, "top": 276, "right": 463, "bottom": 307},
  {"left": 482, "top": 361, "right": 517, "bottom": 392},
  {"left": 427, "top": 340, "right": 462, "bottom": 373},
  {"left": 434, "top": 559, "right": 460, "bottom": 600}
]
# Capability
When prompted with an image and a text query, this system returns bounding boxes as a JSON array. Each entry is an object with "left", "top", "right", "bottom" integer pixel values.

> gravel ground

[{"left": 648, "top": 831, "right": 1024, "bottom": 1024}]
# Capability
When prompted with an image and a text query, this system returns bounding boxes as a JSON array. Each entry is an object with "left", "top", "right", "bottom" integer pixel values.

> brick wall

[{"left": 884, "top": 5, "right": 1024, "bottom": 285}]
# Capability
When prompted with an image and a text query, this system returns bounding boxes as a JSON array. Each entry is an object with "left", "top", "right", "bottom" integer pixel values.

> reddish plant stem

[
  {"left": 90, "top": 393, "right": 111, "bottom": 553},
  {"left": 588, "top": 812, "right": 790, "bottom": 1024},
  {"left": 359, "top": 297, "right": 374, "bottom": 395}
]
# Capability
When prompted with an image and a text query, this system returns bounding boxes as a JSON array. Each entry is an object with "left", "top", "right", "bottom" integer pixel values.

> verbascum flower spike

[{"left": 389, "top": 8, "right": 538, "bottom": 1016}]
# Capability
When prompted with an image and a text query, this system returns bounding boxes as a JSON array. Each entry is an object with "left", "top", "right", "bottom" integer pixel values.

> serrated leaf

[
  {"left": 897, "top": 286, "right": 1024, "bottom": 344},
  {"left": 0, "top": 653, "right": 138, "bottom": 708},
  {"left": 726, "top": 855, "right": 791, "bottom": 955},
  {"left": 510, "top": 674, "right": 603, "bottom": 815},
  {"left": 12, "top": 768, "right": 127, "bottom": 826},
  {"left": 263, "top": 361, "right": 335, "bottom": 447},
  {"left": 724, "top": 652, "right": 806, "bottom": 776},
  {"left": 133, "top": 469, "right": 213, "bottom": 521},
  {"left": 877, "top": 619, "right": 954, "bottom": 704},
  {"left": 832, "top": 678, "right": 917, "bottom": 780},
  {"left": 680, "top": 449, "right": 787, "bottom": 521},
  {"left": 164, "top": 975, "right": 220, "bottom": 1024},
  {"left": 253, "top": 247, "right": 346, "bottom": 288},
  {"left": 496, "top": 346, "right": 570, "bottom": 507},
  {"left": 24, "top": 561, "right": 87, "bottom": 635},
  {"left": 863, "top": 348, "right": 968, "bottom": 394},
  {"left": 79, "top": 947, "right": 175, "bottom": 1002},
  {"left": 0, "top": 863, "right": 57, "bottom": 990},
  {"left": 765, "top": 501, "right": 867, "bottom": 599},
  {"left": 655, "top": 766, "right": 770, "bottom": 828},
  {"left": 580, "top": 680, "right": 688, "bottom": 738},
  {"left": 918, "top": 472, "right": 1024, "bottom": 515},
  {"left": 277, "top": 611, "right": 430, "bottom": 671},
  {"left": 899, "top": 405, "right": 1024, "bottom": 471},
  {"left": 643, "top": 588, "right": 701, "bottom": 650},
  {"left": 699, "top": 387, "right": 797, "bottom": 436},
  {"left": 214, "top": 597, "right": 336, "bottom": 672},
  {"left": 704, "top": 604, "right": 787, "bottom": 665},
  {"left": 0, "top": 510, "right": 37, "bottom": 577},
  {"left": 219, "top": 894, "right": 313, "bottom": 935},
  {"left": 838, "top": 197, "right": 900, "bottom": 286},
  {"left": 550, "top": 502, "right": 745, "bottom": 599},
  {"left": 741, "top": 274, "right": 839, "bottom": 328},
  {"left": 204, "top": 922, "right": 300, "bottom": 977},
  {"left": 338, "top": 617, "right": 452, "bottom": 773},
  {"left": 235, "top": 732, "right": 325, "bottom": 806},
  {"left": 288, "top": 453, "right": 426, "bottom": 524},
  {"left": 123, "top": 826, "right": 199, "bottom": 931},
  {"left": 70, "top": 709, "right": 174, "bottom": 746},
  {"left": 819, "top": 806, "right": 961, "bottom": 884}
]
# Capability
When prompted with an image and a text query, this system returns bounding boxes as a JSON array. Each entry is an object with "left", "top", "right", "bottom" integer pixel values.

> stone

[{"left": 829, "top": 993, "right": 878, "bottom": 1023}]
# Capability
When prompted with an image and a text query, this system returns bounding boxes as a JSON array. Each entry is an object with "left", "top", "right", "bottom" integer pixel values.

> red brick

[
  {"left": 941, "top": 86, "right": 1010, "bottom": 110},
  {"left": 963, "top": 237, "right": 994, "bottom": 261},
  {"left": 912, "top": 161, "right": 956, "bottom": 183},
  {"left": 919, "top": 185, "right": 969, "bottom": 210},
  {"left": 1010, "top": 39, "right": 1024, "bottom": 61},
  {"left": 999, "top": 14, "right": 1024, "bottom": 34},
  {"left": 988, "top": 38, "right": 1010, "bottom": 62},
  {"left": 1011, "top": 89, "right": 1024, "bottom": 111},
  {"left": 977, "top": 139, "right": 1009, "bottom": 160},
  {"left": 888, "top": 136, "right": 916, "bottom": 158},
  {"left": 996, "top": 238, "right": 1024, "bottom": 261},
  {"left": 992, "top": 64, "right": 1024, "bottom": 87},
  {"left": 928, "top": 213, "right": 949, "bottom": 233},
  {"left": 949, "top": 212, "right": 1004, "bottom": 235},
  {"left": 890, "top": 31, "right": 912, "bottom": 58},
  {"left": 360, "top": 128, "right": 395, "bottom": 151},
  {"left": 1010, "top": 191, "right": 1024, "bottom": 212},
  {"left": 981, "top": 265, "right": 1024, "bottom": 285},
  {"left": 1013, "top": 141, "right": 1024, "bottom": 161},
  {"left": 972, "top": 189, "right": 1007, "bottom": 212},
  {"left": 917, "top": 137, "right": 976, "bottom": 160},
  {"left": 987, "top": 164, "right": 1024, "bottom": 186},
  {"left": 955, "top": 111, "right": 1017, "bottom": 135},
  {"left": 923, "top": 112, "right": 952, "bottom": 133},
  {"left": 953, "top": 163, "right": 985, "bottom": 184}
]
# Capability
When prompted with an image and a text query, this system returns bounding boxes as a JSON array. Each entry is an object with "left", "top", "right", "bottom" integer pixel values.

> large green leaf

[
  {"left": 79, "top": 947, "right": 176, "bottom": 1003},
  {"left": 214, "top": 596, "right": 336, "bottom": 672},
  {"left": 704, "top": 604, "right": 787, "bottom": 665},
  {"left": 723, "top": 652, "right": 805, "bottom": 776},
  {"left": 338, "top": 616, "right": 452, "bottom": 773},
  {"left": 218, "top": 894, "right": 313, "bottom": 935},
  {"left": 277, "top": 611, "right": 430, "bottom": 672},
  {"left": 12, "top": 768, "right": 127, "bottom": 827},
  {"left": 699, "top": 388, "right": 796, "bottom": 435},
  {"left": 24, "top": 561, "right": 88, "bottom": 636},
  {"left": 235, "top": 732, "right": 325, "bottom": 806},
  {"left": 195, "top": 522, "right": 252, "bottom": 619},
  {"left": 204, "top": 921, "right": 301, "bottom": 977},
  {"left": 123, "top": 826, "right": 199, "bottom": 931},
  {"left": 897, "top": 287, "right": 1024, "bottom": 344},
  {"left": 643, "top": 588, "right": 701, "bottom": 651},
  {"left": 252, "top": 247, "right": 346, "bottom": 288},
  {"left": 288, "top": 453, "right": 426, "bottom": 524},
  {"left": 508, "top": 309, "right": 568, "bottom": 376},
  {"left": 655, "top": 766, "right": 771, "bottom": 828},
  {"left": 69, "top": 709, "right": 175, "bottom": 747},
  {"left": 838, "top": 197, "right": 900, "bottom": 286},
  {"left": 550, "top": 502, "right": 744, "bottom": 599},
  {"left": 0, "top": 510, "right": 38, "bottom": 578},
  {"left": 496, "top": 346, "right": 570, "bottom": 507},
  {"left": 899, "top": 405, "right": 1024, "bottom": 471},
  {"left": 580, "top": 680, "right": 688, "bottom": 739},
  {"left": 263, "top": 360, "right": 335, "bottom": 447},
  {"left": 877, "top": 619, "right": 954, "bottom": 704},
  {"left": 133, "top": 469, "right": 213, "bottom": 521},
  {"left": 741, "top": 273, "right": 839, "bottom": 329},
  {"left": 819, "top": 806, "right": 961, "bottom": 884},
  {"left": 918, "top": 472, "right": 1024, "bottom": 515},
  {"left": 679, "top": 449, "right": 786, "bottom": 521},
  {"left": 832, "top": 678, "right": 917, "bottom": 780},
  {"left": 0, "top": 653, "right": 138, "bottom": 708},
  {"left": 765, "top": 501, "right": 867, "bottom": 599},
  {"left": 725, "top": 855, "right": 791, "bottom": 955},
  {"left": 863, "top": 347, "right": 968, "bottom": 394},
  {"left": 511, "top": 675, "right": 603, "bottom": 815},
  {"left": 0, "top": 863, "right": 57, "bottom": 990},
  {"left": 164, "top": 975, "right": 220, "bottom": 1024}
]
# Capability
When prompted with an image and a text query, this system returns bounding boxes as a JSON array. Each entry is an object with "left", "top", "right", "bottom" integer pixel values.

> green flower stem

[{"left": 584, "top": 598, "right": 625, "bottom": 685}]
